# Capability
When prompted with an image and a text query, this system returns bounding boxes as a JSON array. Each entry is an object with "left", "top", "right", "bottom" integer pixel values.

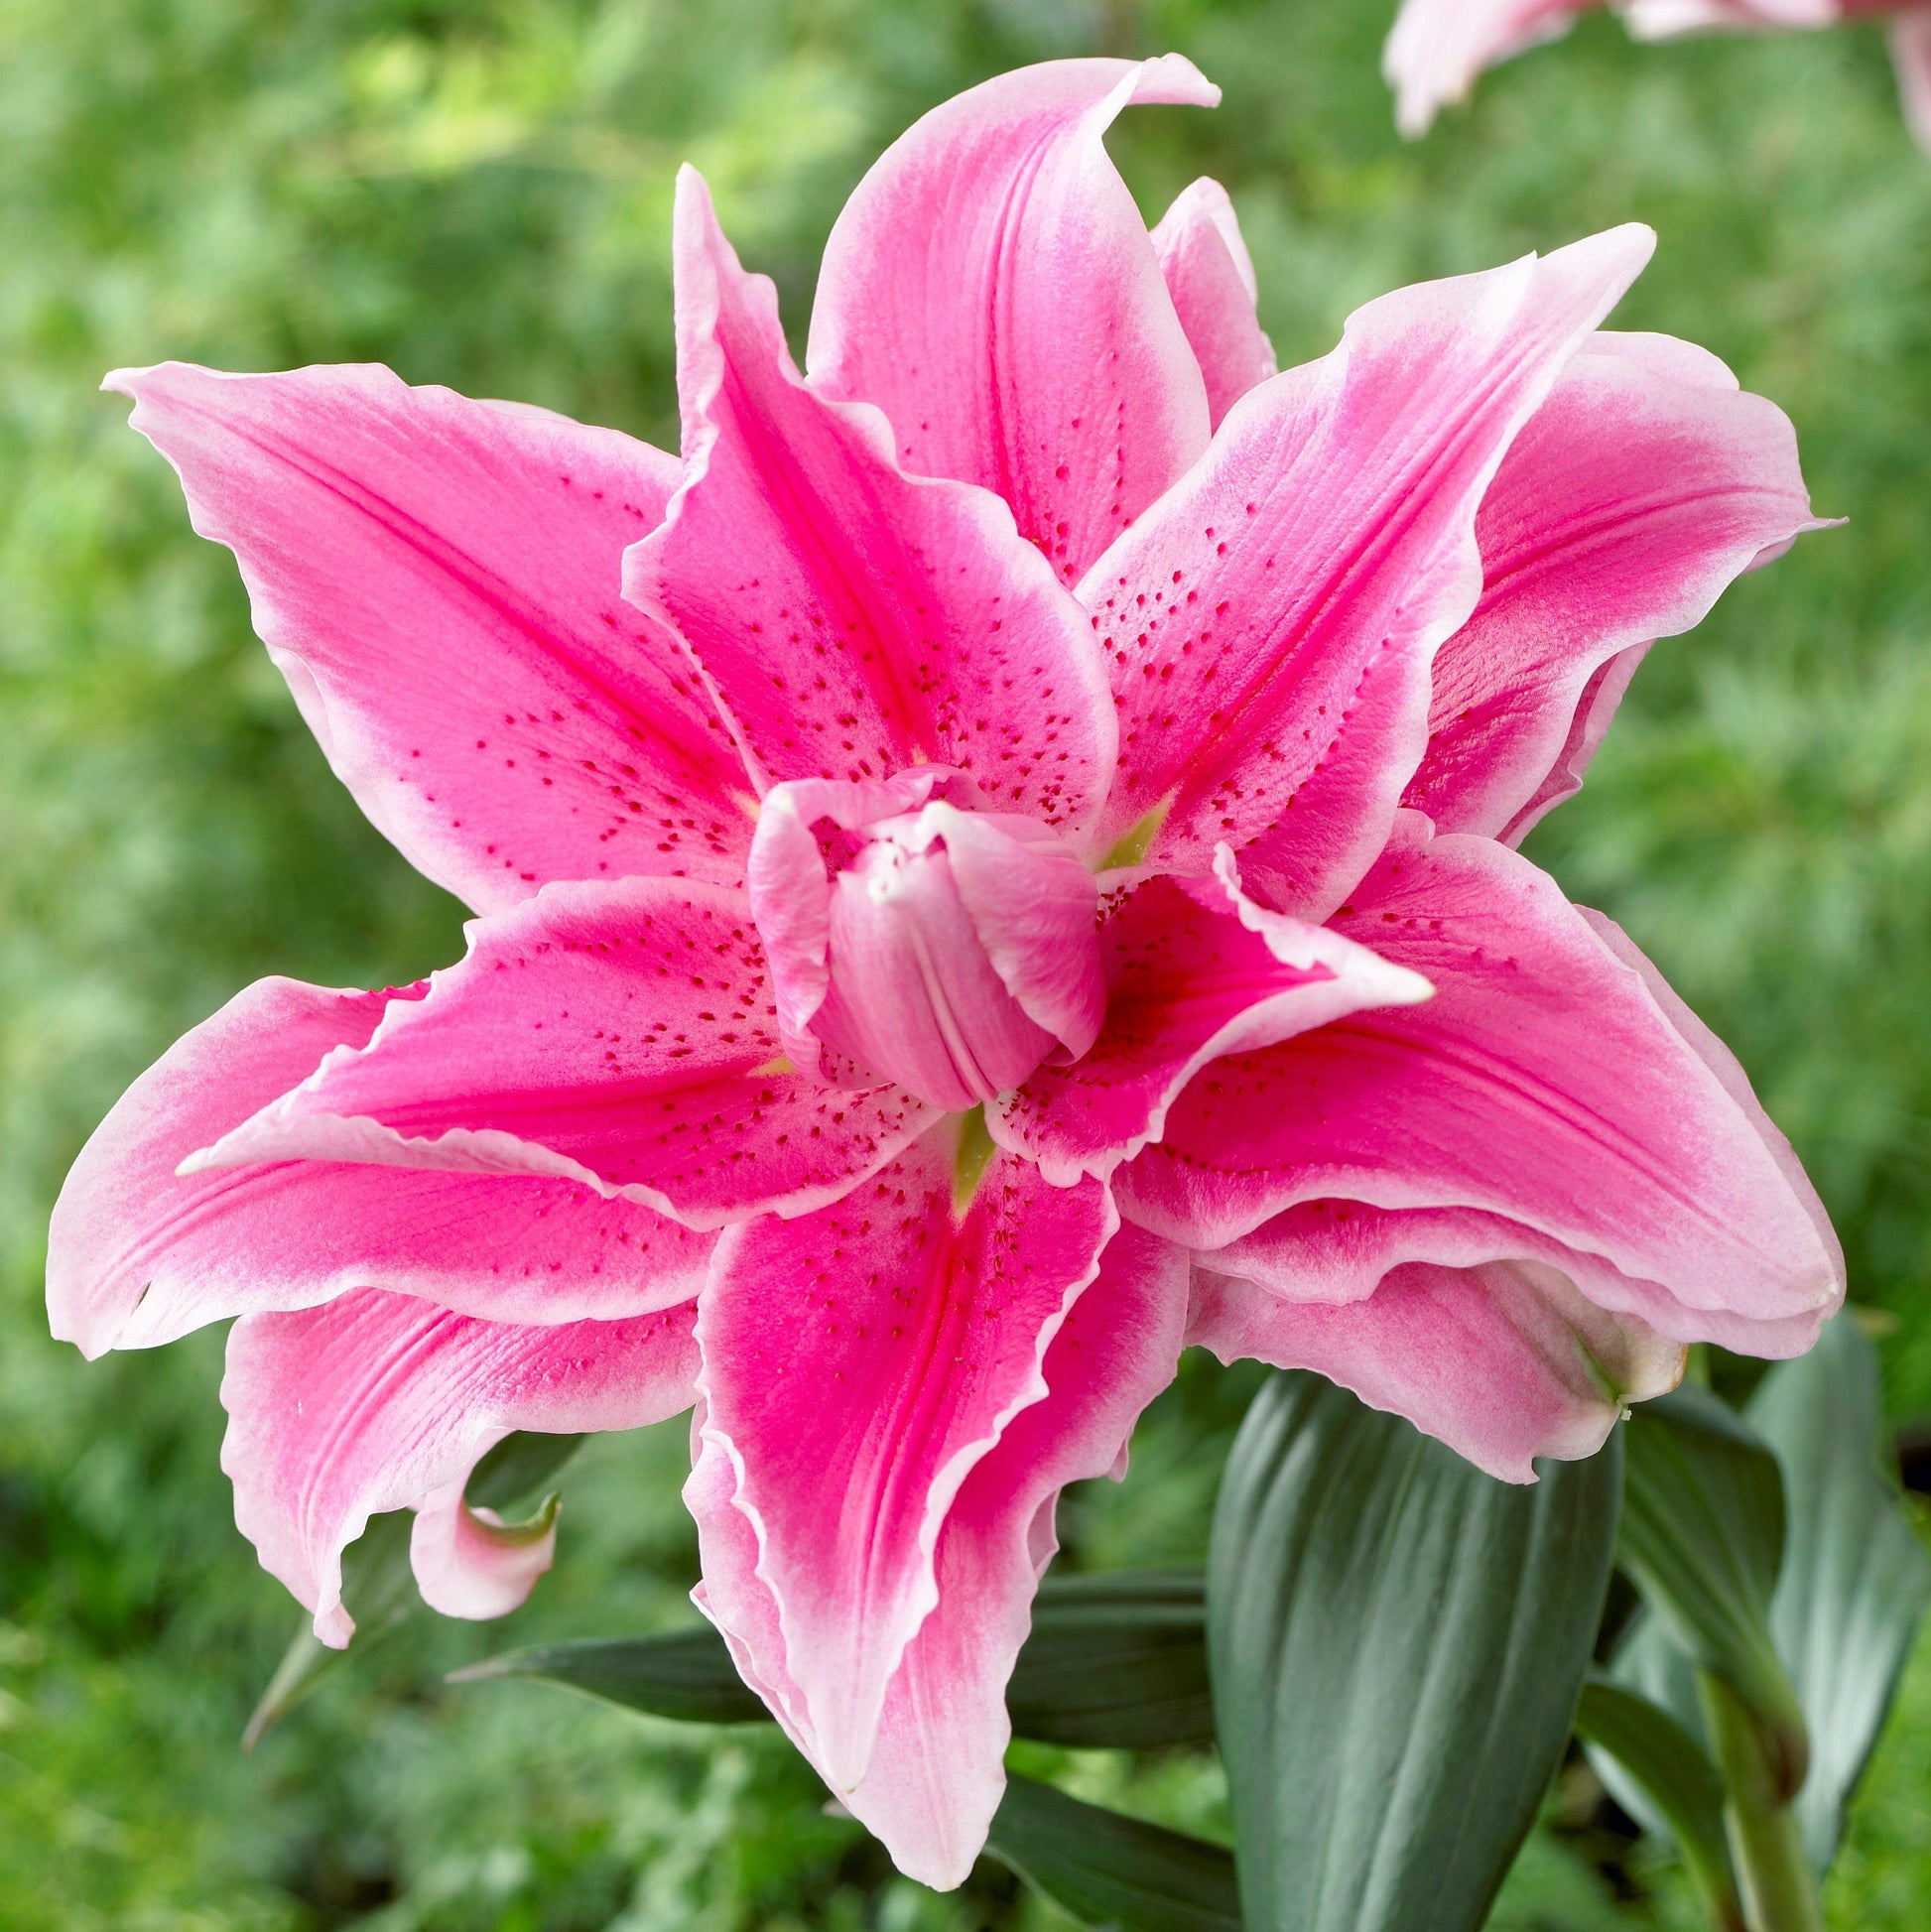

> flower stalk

[{"left": 1699, "top": 1672, "right": 1824, "bottom": 1932}]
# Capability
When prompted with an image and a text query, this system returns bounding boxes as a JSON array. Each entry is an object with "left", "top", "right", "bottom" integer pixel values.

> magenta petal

[
  {"left": 1212, "top": 1199, "right": 1828, "bottom": 1358},
  {"left": 1150, "top": 179, "right": 1279, "bottom": 430},
  {"left": 690, "top": 1122, "right": 1115, "bottom": 1791},
  {"left": 805, "top": 57, "right": 1216, "bottom": 583},
  {"left": 1407, "top": 332, "right": 1825, "bottom": 842},
  {"left": 1188, "top": 1259, "right": 1682, "bottom": 1481},
  {"left": 45, "top": 976, "right": 710, "bottom": 1356},
  {"left": 1382, "top": 0, "right": 1598, "bottom": 137},
  {"left": 189, "top": 880, "right": 937, "bottom": 1230},
  {"left": 991, "top": 856, "right": 1431, "bottom": 1185},
  {"left": 221, "top": 1289, "right": 698, "bottom": 1644},
  {"left": 691, "top": 1223, "right": 1187, "bottom": 1886},
  {"left": 1119, "top": 823, "right": 1844, "bottom": 1336},
  {"left": 103, "top": 363, "right": 749, "bottom": 912},
  {"left": 1088, "top": 225, "right": 1654, "bottom": 917},
  {"left": 624, "top": 171, "right": 1116, "bottom": 844}
]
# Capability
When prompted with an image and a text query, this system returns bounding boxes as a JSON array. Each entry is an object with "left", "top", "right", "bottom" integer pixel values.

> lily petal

[
  {"left": 221, "top": 1289, "right": 698, "bottom": 1645},
  {"left": 1383, "top": 0, "right": 1595, "bottom": 138},
  {"left": 46, "top": 976, "right": 710, "bottom": 1356},
  {"left": 1187, "top": 1259, "right": 1682, "bottom": 1481},
  {"left": 1118, "top": 820, "right": 1844, "bottom": 1334},
  {"left": 410, "top": 1480, "right": 562, "bottom": 1622},
  {"left": 1891, "top": 9, "right": 1931, "bottom": 157},
  {"left": 689, "top": 1119, "right": 1115, "bottom": 1792},
  {"left": 691, "top": 1223, "right": 1189, "bottom": 1888},
  {"left": 1209, "top": 1197, "right": 1829, "bottom": 1358},
  {"left": 1087, "top": 225, "right": 1654, "bottom": 917},
  {"left": 1408, "top": 332, "right": 1824, "bottom": 842},
  {"left": 806, "top": 57, "right": 1217, "bottom": 584},
  {"left": 1150, "top": 178, "right": 1279, "bottom": 430},
  {"left": 990, "top": 856, "right": 1432, "bottom": 1185},
  {"left": 624, "top": 171, "right": 1116, "bottom": 845},
  {"left": 187, "top": 880, "right": 937, "bottom": 1231},
  {"left": 104, "top": 363, "right": 748, "bottom": 912}
]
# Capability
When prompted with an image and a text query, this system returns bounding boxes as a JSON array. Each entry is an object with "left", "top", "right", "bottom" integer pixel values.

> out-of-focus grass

[{"left": 3, "top": 0, "right": 1929, "bottom": 1924}]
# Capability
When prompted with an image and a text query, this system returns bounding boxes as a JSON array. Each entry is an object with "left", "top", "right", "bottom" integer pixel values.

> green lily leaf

[
  {"left": 1574, "top": 1674, "right": 1742, "bottom": 1932},
  {"left": 1208, "top": 1370, "right": 1620, "bottom": 1932},
  {"left": 242, "top": 1430, "right": 585, "bottom": 1749},
  {"left": 1616, "top": 1385, "right": 1807, "bottom": 1798},
  {"left": 1009, "top": 1570, "right": 1211, "bottom": 1748},
  {"left": 984, "top": 1774, "right": 1240, "bottom": 1932},
  {"left": 1747, "top": 1314, "right": 1931, "bottom": 1869},
  {"left": 455, "top": 1570, "right": 1215, "bottom": 1747}
]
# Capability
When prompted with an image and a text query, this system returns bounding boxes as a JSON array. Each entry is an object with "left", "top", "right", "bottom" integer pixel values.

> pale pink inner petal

[
  {"left": 1188, "top": 1257, "right": 1683, "bottom": 1481},
  {"left": 1087, "top": 225, "right": 1654, "bottom": 918},
  {"left": 104, "top": 362, "right": 750, "bottom": 913},
  {"left": 806, "top": 56, "right": 1216, "bottom": 584},
  {"left": 46, "top": 975, "right": 710, "bottom": 1356},
  {"left": 624, "top": 170, "right": 1117, "bottom": 844},
  {"left": 221, "top": 1289, "right": 699, "bottom": 1644},
  {"left": 188, "top": 878, "right": 937, "bottom": 1230},
  {"left": 691, "top": 1121, "right": 1115, "bottom": 1790},
  {"left": 690, "top": 1223, "right": 1189, "bottom": 1889},
  {"left": 991, "top": 858, "right": 1431, "bottom": 1185},
  {"left": 1150, "top": 178, "right": 1279, "bottom": 430}
]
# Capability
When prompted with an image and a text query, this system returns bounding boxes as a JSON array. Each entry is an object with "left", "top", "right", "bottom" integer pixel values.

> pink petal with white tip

[
  {"left": 1408, "top": 332, "right": 1824, "bottom": 843},
  {"left": 691, "top": 1120, "right": 1115, "bottom": 1792},
  {"left": 990, "top": 857, "right": 1431, "bottom": 1185},
  {"left": 806, "top": 57, "right": 1216, "bottom": 583},
  {"left": 1151, "top": 179, "right": 1279, "bottom": 430},
  {"left": 1087, "top": 225, "right": 1653, "bottom": 917},
  {"left": 410, "top": 1479, "right": 560, "bottom": 1621},
  {"left": 221, "top": 1289, "right": 698, "bottom": 1645},
  {"left": 1187, "top": 1259, "right": 1682, "bottom": 1481},
  {"left": 1211, "top": 1198, "right": 1828, "bottom": 1357},
  {"left": 624, "top": 171, "right": 1116, "bottom": 844},
  {"left": 1890, "top": 10, "right": 1931, "bottom": 157},
  {"left": 1118, "top": 821, "right": 1843, "bottom": 1338},
  {"left": 104, "top": 363, "right": 748, "bottom": 912},
  {"left": 1382, "top": 0, "right": 1597, "bottom": 138},
  {"left": 189, "top": 879, "right": 937, "bottom": 1230},
  {"left": 46, "top": 975, "right": 711, "bottom": 1357},
  {"left": 691, "top": 1223, "right": 1189, "bottom": 1887}
]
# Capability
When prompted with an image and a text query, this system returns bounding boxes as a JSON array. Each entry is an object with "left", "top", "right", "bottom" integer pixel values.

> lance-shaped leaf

[
  {"left": 1574, "top": 1675, "right": 1742, "bottom": 1932},
  {"left": 1209, "top": 1369, "right": 1620, "bottom": 1932},
  {"left": 456, "top": 1570, "right": 1215, "bottom": 1748},
  {"left": 243, "top": 1431, "right": 585, "bottom": 1748},
  {"left": 984, "top": 1774, "right": 1241, "bottom": 1932},
  {"left": 1616, "top": 1387, "right": 1807, "bottom": 1799},
  {"left": 450, "top": 1627, "right": 769, "bottom": 1724},
  {"left": 1747, "top": 1315, "right": 1931, "bottom": 1870},
  {"left": 1008, "top": 1570, "right": 1212, "bottom": 1748}
]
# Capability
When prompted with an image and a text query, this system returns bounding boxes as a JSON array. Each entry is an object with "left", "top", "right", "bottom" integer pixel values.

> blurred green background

[{"left": 3, "top": 0, "right": 1930, "bottom": 1925}]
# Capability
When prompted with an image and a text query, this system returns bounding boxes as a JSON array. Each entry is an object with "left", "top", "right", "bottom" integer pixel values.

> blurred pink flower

[
  {"left": 1386, "top": 0, "right": 1931, "bottom": 149},
  {"left": 52, "top": 56, "right": 1843, "bottom": 1885}
]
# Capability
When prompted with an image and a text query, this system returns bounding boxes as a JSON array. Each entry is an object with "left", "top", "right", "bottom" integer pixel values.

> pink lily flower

[
  {"left": 1385, "top": 0, "right": 1931, "bottom": 151},
  {"left": 50, "top": 55, "right": 1843, "bottom": 1887}
]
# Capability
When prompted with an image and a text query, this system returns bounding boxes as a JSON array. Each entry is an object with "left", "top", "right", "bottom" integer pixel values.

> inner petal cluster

[{"left": 747, "top": 773, "right": 1104, "bottom": 1112}]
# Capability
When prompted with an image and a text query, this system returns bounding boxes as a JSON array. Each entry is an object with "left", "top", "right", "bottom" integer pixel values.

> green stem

[{"left": 1698, "top": 1672, "right": 1824, "bottom": 1932}]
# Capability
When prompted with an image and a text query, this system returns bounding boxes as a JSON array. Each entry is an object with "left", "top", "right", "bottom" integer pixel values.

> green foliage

[
  {"left": 1208, "top": 1372, "right": 1620, "bottom": 1932},
  {"left": 4, "top": 0, "right": 1931, "bottom": 1925}
]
